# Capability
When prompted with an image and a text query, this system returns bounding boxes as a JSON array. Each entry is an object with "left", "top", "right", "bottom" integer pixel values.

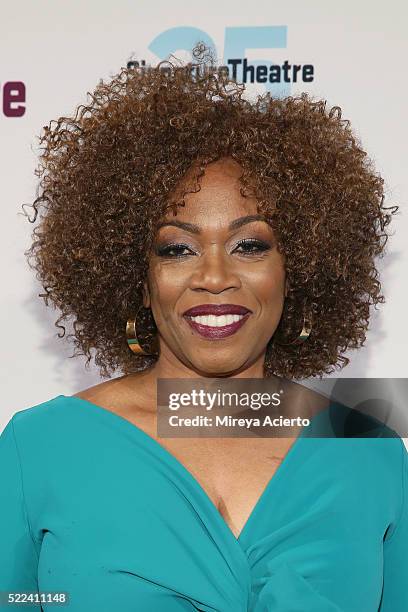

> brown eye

[
  {"left": 155, "top": 243, "right": 195, "bottom": 258},
  {"left": 234, "top": 239, "right": 271, "bottom": 255}
]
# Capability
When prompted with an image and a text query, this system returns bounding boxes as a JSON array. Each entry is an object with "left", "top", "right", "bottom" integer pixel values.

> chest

[
  {"left": 35, "top": 403, "right": 389, "bottom": 612},
  {"left": 74, "top": 390, "right": 298, "bottom": 539},
  {"left": 143, "top": 431, "right": 295, "bottom": 539}
]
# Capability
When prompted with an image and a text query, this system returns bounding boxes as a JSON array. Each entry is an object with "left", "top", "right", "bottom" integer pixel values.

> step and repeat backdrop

[{"left": 1, "top": 0, "right": 407, "bottom": 428}]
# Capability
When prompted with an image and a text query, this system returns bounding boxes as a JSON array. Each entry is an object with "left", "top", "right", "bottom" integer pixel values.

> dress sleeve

[
  {"left": 0, "top": 416, "right": 41, "bottom": 609},
  {"left": 380, "top": 438, "right": 408, "bottom": 610}
]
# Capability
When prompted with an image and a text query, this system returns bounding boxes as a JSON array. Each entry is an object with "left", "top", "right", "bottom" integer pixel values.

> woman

[{"left": 0, "top": 43, "right": 406, "bottom": 611}]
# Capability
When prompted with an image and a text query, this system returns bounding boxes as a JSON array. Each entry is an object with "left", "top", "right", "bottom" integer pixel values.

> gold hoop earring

[
  {"left": 126, "top": 316, "right": 158, "bottom": 356},
  {"left": 274, "top": 308, "right": 313, "bottom": 346}
]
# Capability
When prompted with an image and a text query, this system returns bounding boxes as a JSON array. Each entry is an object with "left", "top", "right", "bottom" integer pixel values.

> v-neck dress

[{"left": 0, "top": 394, "right": 407, "bottom": 611}]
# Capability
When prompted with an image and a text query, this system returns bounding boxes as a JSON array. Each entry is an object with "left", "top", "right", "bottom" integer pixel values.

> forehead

[{"left": 162, "top": 157, "right": 260, "bottom": 227}]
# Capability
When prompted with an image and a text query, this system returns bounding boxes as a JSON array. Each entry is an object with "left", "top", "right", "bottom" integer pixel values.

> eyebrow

[{"left": 155, "top": 214, "right": 270, "bottom": 234}]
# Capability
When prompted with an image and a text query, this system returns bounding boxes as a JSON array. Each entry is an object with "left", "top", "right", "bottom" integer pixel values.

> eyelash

[{"left": 155, "top": 238, "right": 271, "bottom": 258}]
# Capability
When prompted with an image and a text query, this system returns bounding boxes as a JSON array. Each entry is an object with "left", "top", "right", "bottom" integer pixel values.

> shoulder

[
  {"left": 7, "top": 384, "right": 114, "bottom": 439},
  {"left": 5, "top": 379, "right": 122, "bottom": 442},
  {"left": 72, "top": 376, "right": 128, "bottom": 406},
  {"left": 7, "top": 394, "right": 72, "bottom": 441},
  {"left": 310, "top": 402, "right": 407, "bottom": 487},
  {"left": 8, "top": 372, "right": 154, "bottom": 441},
  {"left": 8, "top": 374, "right": 136, "bottom": 428},
  {"left": 0, "top": 395, "right": 73, "bottom": 470}
]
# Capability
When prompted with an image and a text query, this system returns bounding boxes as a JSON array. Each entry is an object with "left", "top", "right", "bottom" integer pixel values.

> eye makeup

[{"left": 154, "top": 237, "right": 273, "bottom": 259}]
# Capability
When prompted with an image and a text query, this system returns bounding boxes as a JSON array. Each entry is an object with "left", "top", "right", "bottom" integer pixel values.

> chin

[{"left": 189, "top": 359, "right": 246, "bottom": 378}]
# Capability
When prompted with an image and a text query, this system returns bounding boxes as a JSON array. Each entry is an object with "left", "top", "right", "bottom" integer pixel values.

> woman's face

[{"left": 143, "top": 156, "right": 287, "bottom": 377}]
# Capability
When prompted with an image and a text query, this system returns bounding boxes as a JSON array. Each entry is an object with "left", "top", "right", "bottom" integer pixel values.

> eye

[
  {"left": 233, "top": 238, "right": 271, "bottom": 255},
  {"left": 155, "top": 243, "right": 196, "bottom": 258},
  {"left": 154, "top": 238, "right": 272, "bottom": 259}
]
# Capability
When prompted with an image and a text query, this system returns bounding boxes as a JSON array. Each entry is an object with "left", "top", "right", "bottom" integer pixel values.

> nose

[{"left": 188, "top": 245, "right": 242, "bottom": 293}]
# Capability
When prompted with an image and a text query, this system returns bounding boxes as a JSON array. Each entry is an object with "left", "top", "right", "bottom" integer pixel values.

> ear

[
  {"left": 142, "top": 280, "right": 151, "bottom": 308},
  {"left": 284, "top": 278, "right": 289, "bottom": 298}
]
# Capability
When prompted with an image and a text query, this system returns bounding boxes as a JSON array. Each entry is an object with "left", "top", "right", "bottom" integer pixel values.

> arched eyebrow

[{"left": 155, "top": 214, "right": 270, "bottom": 234}]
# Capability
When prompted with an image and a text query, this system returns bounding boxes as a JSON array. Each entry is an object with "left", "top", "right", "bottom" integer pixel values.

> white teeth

[{"left": 189, "top": 314, "right": 245, "bottom": 327}]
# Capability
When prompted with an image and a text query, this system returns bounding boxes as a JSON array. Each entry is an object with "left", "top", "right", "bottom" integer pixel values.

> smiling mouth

[{"left": 184, "top": 313, "right": 251, "bottom": 339}]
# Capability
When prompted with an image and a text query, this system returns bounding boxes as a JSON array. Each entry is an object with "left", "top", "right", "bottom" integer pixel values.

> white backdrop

[{"left": 1, "top": 0, "right": 407, "bottom": 434}]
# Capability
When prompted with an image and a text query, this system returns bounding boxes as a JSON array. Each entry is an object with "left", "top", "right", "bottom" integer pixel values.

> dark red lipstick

[{"left": 183, "top": 304, "right": 252, "bottom": 339}]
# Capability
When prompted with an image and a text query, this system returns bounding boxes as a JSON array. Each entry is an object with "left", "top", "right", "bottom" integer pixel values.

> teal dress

[{"left": 0, "top": 394, "right": 407, "bottom": 611}]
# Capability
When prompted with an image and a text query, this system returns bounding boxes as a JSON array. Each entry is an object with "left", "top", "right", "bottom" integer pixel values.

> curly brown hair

[{"left": 24, "top": 42, "right": 398, "bottom": 381}]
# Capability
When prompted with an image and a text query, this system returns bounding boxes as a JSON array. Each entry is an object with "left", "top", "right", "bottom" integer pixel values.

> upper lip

[{"left": 183, "top": 304, "right": 252, "bottom": 317}]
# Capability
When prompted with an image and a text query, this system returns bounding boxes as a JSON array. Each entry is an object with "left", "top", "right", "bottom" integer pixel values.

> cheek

[
  {"left": 245, "top": 263, "right": 286, "bottom": 302},
  {"left": 148, "top": 265, "right": 185, "bottom": 314},
  {"left": 258, "top": 284, "right": 285, "bottom": 312}
]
